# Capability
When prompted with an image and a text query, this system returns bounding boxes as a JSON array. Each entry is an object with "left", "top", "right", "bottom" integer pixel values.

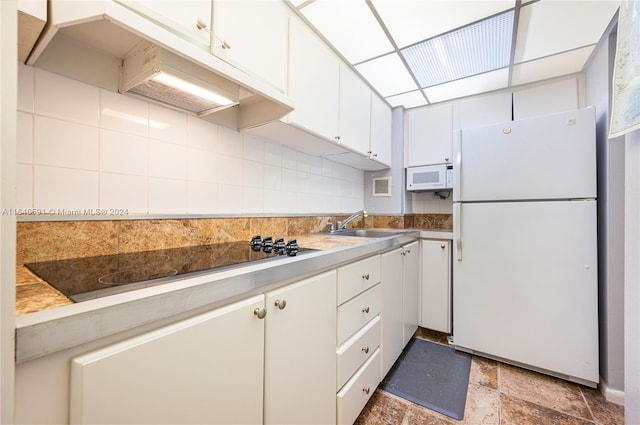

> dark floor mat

[{"left": 379, "top": 337, "right": 471, "bottom": 420}]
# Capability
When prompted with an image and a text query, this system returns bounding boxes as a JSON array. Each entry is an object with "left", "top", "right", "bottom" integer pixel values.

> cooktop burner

[{"left": 25, "top": 238, "right": 314, "bottom": 302}]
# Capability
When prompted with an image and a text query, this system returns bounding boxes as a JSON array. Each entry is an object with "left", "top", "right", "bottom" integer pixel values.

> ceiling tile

[
  {"left": 371, "top": 0, "right": 515, "bottom": 48},
  {"left": 511, "top": 46, "right": 595, "bottom": 85},
  {"left": 401, "top": 11, "right": 513, "bottom": 88},
  {"left": 515, "top": 0, "right": 619, "bottom": 63},
  {"left": 423, "top": 68, "right": 509, "bottom": 103},
  {"left": 355, "top": 53, "right": 418, "bottom": 97},
  {"left": 300, "top": 0, "right": 394, "bottom": 64},
  {"left": 385, "top": 91, "right": 428, "bottom": 108}
]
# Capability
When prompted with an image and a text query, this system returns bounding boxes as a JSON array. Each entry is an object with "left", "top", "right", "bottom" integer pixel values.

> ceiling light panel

[
  {"left": 515, "top": 0, "right": 620, "bottom": 63},
  {"left": 300, "top": 0, "right": 394, "bottom": 64},
  {"left": 371, "top": 0, "right": 515, "bottom": 48},
  {"left": 385, "top": 90, "right": 428, "bottom": 108},
  {"left": 423, "top": 68, "right": 509, "bottom": 103},
  {"left": 512, "top": 46, "right": 595, "bottom": 85},
  {"left": 401, "top": 11, "right": 514, "bottom": 88},
  {"left": 355, "top": 53, "right": 418, "bottom": 97}
]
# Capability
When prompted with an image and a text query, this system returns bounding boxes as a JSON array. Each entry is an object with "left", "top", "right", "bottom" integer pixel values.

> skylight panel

[{"left": 401, "top": 11, "right": 514, "bottom": 88}]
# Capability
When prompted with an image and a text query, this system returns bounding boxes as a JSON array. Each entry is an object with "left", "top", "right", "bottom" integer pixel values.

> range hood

[{"left": 25, "top": 0, "right": 293, "bottom": 131}]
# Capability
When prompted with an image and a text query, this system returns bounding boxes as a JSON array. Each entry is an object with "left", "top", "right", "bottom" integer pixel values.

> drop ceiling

[{"left": 289, "top": 0, "right": 619, "bottom": 109}]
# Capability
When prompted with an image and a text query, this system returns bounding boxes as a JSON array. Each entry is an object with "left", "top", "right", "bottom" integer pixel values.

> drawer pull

[
  {"left": 253, "top": 308, "right": 267, "bottom": 319},
  {"left": 362, "top": 273, "right": 370, "bottom": 280},
  {"left": 363, "top": 387, "right": 371, "bottom": 395},
  {"left": 362, "top": 306, "right": 370, "bottom": 313},
  {"left": 362, "top": 346, "right": 369, "bottom": 354},
  {"left": 441, "top": 244, "right": 446, "bottom": 249},
  {"left": 274, "top": 299, "right": 287, "bottom": 310}
]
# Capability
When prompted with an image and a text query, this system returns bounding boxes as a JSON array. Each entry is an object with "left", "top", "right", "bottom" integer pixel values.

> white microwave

[{"left": 406, "top": 164, "right": 453, "bottom": 191}]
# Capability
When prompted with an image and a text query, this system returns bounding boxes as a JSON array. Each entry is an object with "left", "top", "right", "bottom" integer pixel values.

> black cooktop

[{"left": 25, "top": 239, "right": 313, "bottom": 302}]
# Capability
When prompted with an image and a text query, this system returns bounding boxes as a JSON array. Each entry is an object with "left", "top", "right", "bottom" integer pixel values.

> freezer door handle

[{"left": 455, "top": 202, "right": 462, "bottom": 261}]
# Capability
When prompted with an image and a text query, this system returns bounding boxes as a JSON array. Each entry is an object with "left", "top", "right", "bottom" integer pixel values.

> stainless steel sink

[{"left": 328, "top": 229, "right": 402, "bottom": 238}]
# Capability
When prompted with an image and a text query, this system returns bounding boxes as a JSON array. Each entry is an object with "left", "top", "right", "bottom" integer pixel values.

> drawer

[
  {"left": 336, "top": 315, "right": 381, "bottom": 391},
  {"left": 336, "top": 349, "right": 380, "bottom": 425},
  {"left": 337, "top": 255, "right": 381, "bottom": 305},
  {"left": 337, "top": 284, "right": 381, "bottom": 345}
]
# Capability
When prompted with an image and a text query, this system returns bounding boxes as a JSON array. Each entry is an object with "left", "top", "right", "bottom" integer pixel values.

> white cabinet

[
  {"left": 113, "top": 0, "right": 212, "bottom": 48},
  {"left": 338, "top": 64, "right": 373, "bottom": 156},
  {"left": 69, "top": 295, "right": 265, "bottom": 425},
  {"left": 402, "top": 241, "right": 420, "bottom": 346},
  {"left": 380, "top": 241, "right": 419, "bottom": 376},
  {"left": 335, "top": 255, "right": 382, "bottom": 425},
  {"left": 370, "top": 93, "right": 393, "bottom": 166},
  {"left": 211, "top": 0, "right": 289, "bottom": 93},
  {"left": 287, "top": 17, "right": 340, "bottom": 142},
  {"left": 405, "top": 103, "right": 454, "bottom": 167},
  {"left": 513, "top": 78, "right": 579, "bottom": 120},
  {"left": 264, "top": 271, "right": 337, "bottom": 425},
  {"left": 459, "top": 91, "right": 512, "bottom": 129},
  {"left": 420, "top": 239, "right": 452, "bottom": 333}
]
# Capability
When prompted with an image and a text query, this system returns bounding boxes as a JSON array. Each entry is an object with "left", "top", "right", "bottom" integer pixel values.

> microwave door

[{"left": 407, "top": 166, "right": 445, "bottom": 191}]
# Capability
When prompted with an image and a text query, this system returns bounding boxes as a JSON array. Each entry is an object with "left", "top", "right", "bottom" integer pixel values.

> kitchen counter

[{"left": 15, "top": 230, "right": 419, "bottom": 364}]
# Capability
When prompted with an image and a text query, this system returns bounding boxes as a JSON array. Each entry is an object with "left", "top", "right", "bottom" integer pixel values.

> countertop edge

[{"left": 16, "top": 232, "right": 419, "bottom": 364}]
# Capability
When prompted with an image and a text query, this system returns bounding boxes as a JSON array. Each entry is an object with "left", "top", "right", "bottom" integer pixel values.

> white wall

[
  {"left": 16, "top": 64, "right": 365, "bottom": 216},
  {"left": 0, "top": 2, "right": 17, "bottom": 423}
]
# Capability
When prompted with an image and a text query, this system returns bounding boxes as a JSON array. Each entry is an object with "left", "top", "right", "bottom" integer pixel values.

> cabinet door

[
  {"left": 212, "top": 0, "right": 289, "bottom": 92},
  {"left": 114, "top": 0, "right": 211, "bottom": 48},
  {"left": 381, "top": 248, "right": 403, "bottom": 377},
  {"left": 287, "top": 18, "right": 340, "bottom": 142},
  {"left": 69, "top": 295, "right": 265, "bottom": 425},
  {"left": 405, "top": 103, "right": 453, "bottom": 167},
  {"left": 370, "top": 94, "right": 392, "bottom": 166},
  {"left": 402, "top": 241, "right": 420, "bottom": 346},
  {"left": 459, "top": 91, "right": 512, "bottom": 129},
  {"left": 338, "top": 64, "right": 372, "bottom": 156},
  {"left": 513, "top": 78, "right": 578, "bottom": 120},
  {"left": 264, "top": 271, "right": 337, "bottom": 425},
  {"left": 420, "top": 239, "right": 451, "bottom": 333}
]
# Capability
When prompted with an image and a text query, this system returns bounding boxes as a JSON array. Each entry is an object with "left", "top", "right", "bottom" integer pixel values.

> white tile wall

[{"left": 16, "top": 64, "right": 364, "bottom": 215}]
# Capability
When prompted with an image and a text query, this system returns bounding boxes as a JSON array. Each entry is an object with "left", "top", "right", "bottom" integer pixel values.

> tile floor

[{"left": 356, "top": 328, "right": 625, "bottom": 425}]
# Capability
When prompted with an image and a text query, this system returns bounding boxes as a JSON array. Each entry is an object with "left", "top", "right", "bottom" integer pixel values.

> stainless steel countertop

[{"left": 15, "top": 231, "right": 419, "bottom": 364}]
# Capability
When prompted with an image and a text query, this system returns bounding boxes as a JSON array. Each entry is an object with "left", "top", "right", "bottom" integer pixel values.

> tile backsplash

[{"left": 16, "top": 64, "right": 365, "bottom": 215}]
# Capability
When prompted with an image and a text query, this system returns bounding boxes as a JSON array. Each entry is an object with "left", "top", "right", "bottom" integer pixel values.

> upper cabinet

[
  {"left": 370, "top": 94, "right": 392, "bottom": 166},
  {"left": 113, "top": 0, "right": 212, "bottom": 48},
  {"left": 513, "top": 78, "right": 579, "bottom": 120},
  {"left": 338, "top": 64, "right": 372, "bottom": 157},
  {"left": 458, "top": 92, "right": 512, "bottom": 130},
  {"left": 287, "top": 17, "right": 341, "bottom": 142},
  {"left": 211, "top": 0, "right": 289, "bottom": 93},
  {"left": 18, "top": 0, "right": 47, "bottom": 63},
  {"left": 405, "top": 104, "right": 454, "bottom": 168}
]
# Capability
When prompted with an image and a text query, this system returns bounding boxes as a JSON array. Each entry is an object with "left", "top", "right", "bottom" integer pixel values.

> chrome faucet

[{"left": 335, "top": 210, "right": 368, "bottom": 231}]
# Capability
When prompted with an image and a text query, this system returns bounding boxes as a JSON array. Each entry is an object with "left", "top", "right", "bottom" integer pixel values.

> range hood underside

[{"left": 28, "top": 14, "right": 293, "bottom": 131}]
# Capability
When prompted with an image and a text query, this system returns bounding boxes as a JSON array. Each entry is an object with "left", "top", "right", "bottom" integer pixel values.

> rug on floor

[{"left": 379, "top": 337, "right": 472, "bottom": 420}]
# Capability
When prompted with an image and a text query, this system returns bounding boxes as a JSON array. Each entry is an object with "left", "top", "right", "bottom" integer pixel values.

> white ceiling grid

[{"left": 293, "top": 0, "right": 620, "bottom": 109}]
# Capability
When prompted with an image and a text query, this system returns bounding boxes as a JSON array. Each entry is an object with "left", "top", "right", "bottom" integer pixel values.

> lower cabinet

[
  {"left": 264, "top": 271, "right": 337, "bottom": 425},
  {"left": 420, "top": 239, "right": 452, "bottom": 333},
  {"left": 69, "top": 295, "right": 266, "bottom": 425},
  {"left": 380, "top": 241, "right": 419, "bottom": 377},
  {"left": 335, "top": 256, "right": 382, "bottom": 425},
  {"left": 69, "top": 271, "right": 337, "bottom": 425}
]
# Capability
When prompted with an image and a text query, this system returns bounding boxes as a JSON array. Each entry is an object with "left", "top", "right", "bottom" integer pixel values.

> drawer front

[
  {"left": 337, "top": 284, "right": 381, "bottom": 345},
  {"left": 336, "top": 349, "right": 381, "bottom": 425},
  {"left": 336, "top": 315, "right": 381, "bottom": 391},
  {"left": 337, "top": 255, "right": 381, "bottom": 305}
]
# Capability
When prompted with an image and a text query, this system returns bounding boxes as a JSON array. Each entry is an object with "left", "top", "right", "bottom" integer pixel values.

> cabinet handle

[
  {"left": 362, "top": 306, "right": 370, "bottom": 313},
  {"left": 335, "top": 136, "right": 341, "bottom": 141},
  {"left": 362, "top": 273, "right": 370, "bottom": 280},
  {"left": 445, "top": 156, "right": 450, "bottom": 162},
  {"left": 221, "top": 40, "right": 231, "bottom": 50},
  {"left": 362, "top": 346, "right": 370, "bottom": 354},
  {"left": 253, "top": 308, "right": 267, "bottom": 319},
  {"left": 274, "top": 299, "right": 287, "bottom": 310},
  {"left": 405, "top": 249, "right": 411, "bottom": 254},
  {"left": 441, "top": 244, "right": 446, "bottom": 249},
  {"left": 363, "top": 387, "right": 371, "bottom": 395}
]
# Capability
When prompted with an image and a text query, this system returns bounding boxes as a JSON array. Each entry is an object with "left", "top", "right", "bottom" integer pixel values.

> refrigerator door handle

[
  {"left": 453, "top": 130, "right": 462, "bottom": 203},
  {"left": 455, "top": 202, "right": 462, "bottom": 261}
]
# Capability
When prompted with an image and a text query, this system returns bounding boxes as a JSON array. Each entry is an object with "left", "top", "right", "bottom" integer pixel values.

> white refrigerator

[{"left": 452, "top": 107, "right": 599, "bottom": 386}]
